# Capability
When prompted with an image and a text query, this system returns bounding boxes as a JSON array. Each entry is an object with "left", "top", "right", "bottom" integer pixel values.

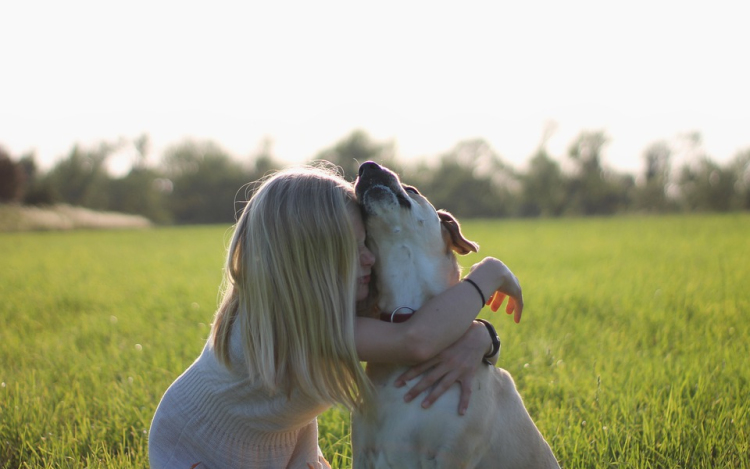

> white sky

[{"left": 2, "top": 0, "right": 748, "bottom": 176}]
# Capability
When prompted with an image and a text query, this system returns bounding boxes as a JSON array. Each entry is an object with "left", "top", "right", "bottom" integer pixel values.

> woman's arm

[{"left": 355, "top": 257, "right": 522, "bottom": 364}]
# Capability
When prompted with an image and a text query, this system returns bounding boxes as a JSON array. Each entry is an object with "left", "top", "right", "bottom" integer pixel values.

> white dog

[{"left": 352, "top": 161, "right": 559, "bottom": 469}]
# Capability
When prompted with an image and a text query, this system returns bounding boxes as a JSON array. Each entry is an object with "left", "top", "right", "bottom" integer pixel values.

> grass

[
  {"left": 469, "top": 215, "right": 750, "bottom": 467},
  {"left": 1, "top": 214, "right": 748, "bottom": 468}
]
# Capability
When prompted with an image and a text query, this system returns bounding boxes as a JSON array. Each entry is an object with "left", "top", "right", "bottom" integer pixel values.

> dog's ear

[{"left": 438, "top": 210, "right": 479, "bottom": 255}]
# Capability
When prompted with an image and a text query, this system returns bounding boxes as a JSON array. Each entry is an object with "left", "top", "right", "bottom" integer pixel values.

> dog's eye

[{"left": 403, "top": 185, "right": 420, "bottom": 195}]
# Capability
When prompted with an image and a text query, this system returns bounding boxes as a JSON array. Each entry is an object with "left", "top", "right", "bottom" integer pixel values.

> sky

[{"left": 2, "top": 0, "right": 748, "bottom": 177}]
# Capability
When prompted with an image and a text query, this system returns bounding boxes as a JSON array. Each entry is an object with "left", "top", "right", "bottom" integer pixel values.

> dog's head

[{"left": 354, "top": 161, "right": 478, "bottom": 313}]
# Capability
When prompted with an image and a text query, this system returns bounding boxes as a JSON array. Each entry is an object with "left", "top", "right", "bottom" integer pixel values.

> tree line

[{"left": 1, "top": 129, "right": 748, "bottom": 224}]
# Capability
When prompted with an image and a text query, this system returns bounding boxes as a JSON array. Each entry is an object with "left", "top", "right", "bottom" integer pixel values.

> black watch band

[{"left": 476, "top": 319, "right": 501, "bottom": 365}]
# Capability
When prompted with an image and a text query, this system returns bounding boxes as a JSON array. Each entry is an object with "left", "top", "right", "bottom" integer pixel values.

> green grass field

[{"left": 1, "top": 215, "right": 748, "bottom": 468}]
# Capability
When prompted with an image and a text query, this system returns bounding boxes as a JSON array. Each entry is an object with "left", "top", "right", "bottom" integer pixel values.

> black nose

[{"left": 358, "top": 161, "right": 381, "bottom": 178}]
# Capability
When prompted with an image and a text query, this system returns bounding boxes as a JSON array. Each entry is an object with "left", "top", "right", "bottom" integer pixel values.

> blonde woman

[{"left": 148, "top": 163, "right": 523, "bottom": 468}]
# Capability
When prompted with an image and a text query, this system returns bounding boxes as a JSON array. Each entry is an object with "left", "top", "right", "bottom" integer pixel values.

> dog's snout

[
  {"left": 358, "top": 161, "right": 381, "bottom": 178},
  {"left": 355, "top": 161, "right": 412, "bottom": 211}
]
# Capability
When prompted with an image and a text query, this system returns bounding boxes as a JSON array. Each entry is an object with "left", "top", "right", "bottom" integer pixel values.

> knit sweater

[{"left": 148, "top": 324, "right": 331, "bottom": 469}]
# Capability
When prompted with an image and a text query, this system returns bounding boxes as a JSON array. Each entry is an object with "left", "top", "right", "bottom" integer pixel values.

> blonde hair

[{"left": 211, "top": 163, "right": 372, "bottom": 409}]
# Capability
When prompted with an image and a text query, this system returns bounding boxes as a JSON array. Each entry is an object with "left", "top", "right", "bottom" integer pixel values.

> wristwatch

[{"left": 475, "top": 319, "right": 501, "bottom": 365}]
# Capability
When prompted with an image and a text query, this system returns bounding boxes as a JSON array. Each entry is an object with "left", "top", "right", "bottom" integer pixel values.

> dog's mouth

[{"left": 355, "top": 161, "right": 413, "bottom": 215}]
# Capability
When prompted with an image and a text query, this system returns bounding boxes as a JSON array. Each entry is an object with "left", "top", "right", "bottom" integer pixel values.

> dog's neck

[{"left": 372, "top": 237, "right": 461, "bottom": 319}]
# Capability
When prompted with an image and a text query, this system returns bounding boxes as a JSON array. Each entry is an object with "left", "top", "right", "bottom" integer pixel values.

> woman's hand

[
  {"left": 393, "top": 321, "right": 490, "bottom": 416},
  {"left": 468, "top": 257, "right": 524, "bottom": 323},
  {"left": 487, "top": 290, "right": 522, "bottom": 323}
]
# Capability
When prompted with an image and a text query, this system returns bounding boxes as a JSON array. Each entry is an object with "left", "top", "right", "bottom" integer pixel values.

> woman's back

[{"left": 148, "top": 324, "right": 330, "bottom": 468}]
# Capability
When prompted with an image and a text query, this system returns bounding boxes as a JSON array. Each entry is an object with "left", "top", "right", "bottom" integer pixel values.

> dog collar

[{"left": 379, "top": 306, "right": 416, "bottom": 323}]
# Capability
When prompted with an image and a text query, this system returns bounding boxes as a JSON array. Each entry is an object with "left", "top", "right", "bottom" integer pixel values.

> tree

[
  {"left": 0, "top": 147, "right": 26, "bottom": 203},
  {"left": 519, "top": 148, "right": 566, "bottom": 217},
  {"left": 246, "top": 137, "right": 288, "bottom": 182},
  {"left": 17, "top": 153, "right": 56, "bottom": 205},
  {"left": 313, "top": 130, "right": 397, "bottom": 181},
  {"left": 41, "top": 143, "right": 115, "bottom": 209},
  {"left": 729, "top": 149, "right": 750, "bottom": 210},
  {"left": 670, "top": 133, "right": 738, "bottom": 212},
  {"left": 415, "top": 139, "right": 517, "bottom": 218},
  {"left": 107, "top": 167, "right": 173, "bottom": 224},
  {"left": 161, "top": 140, "right": 251, "bottom": 224},
  {"left": 565, "top": 131, "right": 631, "bottom": 215},
  {"left": 633, "top": 141, "right": 674, "bottom": 212},
  {"left": 677, "top": 157, "right": 736, "bottom": 212}
]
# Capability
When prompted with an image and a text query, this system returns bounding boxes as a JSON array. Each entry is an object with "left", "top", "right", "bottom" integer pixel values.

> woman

[{"left": 148, "top": 163, "right": 522, "bottom": 468}]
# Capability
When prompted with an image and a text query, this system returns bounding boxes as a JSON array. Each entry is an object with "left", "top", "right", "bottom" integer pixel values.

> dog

[{"left": 352, "top": 161, "right": 559, "bottom": 468}]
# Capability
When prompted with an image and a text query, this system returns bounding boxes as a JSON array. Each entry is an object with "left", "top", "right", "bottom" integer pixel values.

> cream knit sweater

[{"left": 148, "top": 324, "right": 331, "bottom": 468}]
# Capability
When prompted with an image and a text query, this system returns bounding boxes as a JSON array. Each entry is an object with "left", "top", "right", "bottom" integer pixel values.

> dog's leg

[{"left": 473, "top": 368, "right": 559, "bottom": 469}]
